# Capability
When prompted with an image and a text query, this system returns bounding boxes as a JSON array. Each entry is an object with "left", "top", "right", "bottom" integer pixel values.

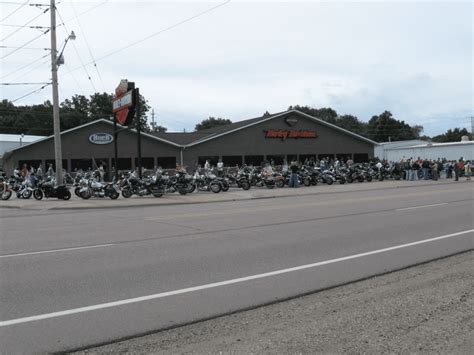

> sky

[{"left": 1, "top": 0, "right": 472, "bottom": 136}]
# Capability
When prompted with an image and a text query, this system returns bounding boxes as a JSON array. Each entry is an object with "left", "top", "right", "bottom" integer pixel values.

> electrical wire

[
  {"left": 1, "top": 28, "right": 49, "bottom": 59},
  {"left": 1, "top": 82, "right": 50, "bottom": 85},
  {"left": 55, "top": 7, "right": 96, "bottom": 93},
  {"left": 0, "top": 44, "right": 49, "bottom": 49},
  {"left": 1, "top": 51, "right": 49, "bottom": 79},
  {"left": 69, "top": 0, "right": 105, "bottom": 92},
  {"left": 67, "top": 0, "right": 231, "bottom": 74},
  {"left": 11, "top": 82, "right": 51, "bottom": 102},
  {"left": 58, "top": 0, "right": 108, "bottom": 27},
  {"left": 0, "top": 5, "right": 49, "bottom": 41},
  {"left": 0, "top": 0, "right": 29, "bottom": 22},
  {"left": 7, "top": 54, "right": 50, "bottom": 81}
]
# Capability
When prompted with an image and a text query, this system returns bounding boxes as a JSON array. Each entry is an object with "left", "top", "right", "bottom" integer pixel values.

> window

[
  {"left": 70, "top": 159, "right": 93, "bottom": 171},
  {"left": 336, "top": 154, "right": 351, "bottom": 163},
  {"left": 198, "top": 156, "right": 219, "bottom": 167},
  {"left": 266, "top": 155, "right": 285, "bottom": 166},
  {"left": 134, "top": 157, "right": 155, "bottom": 169},
  {"left": 299, "top": 155, "right": 316, "bottom": 164},
  {"left": 286, "top": 154, "right": 298, "bottom": 163},
  {"left": 244, "top": 155, "right": 264, "bottom": 166},
  {"left": 318, "top": 154, "right": 334, "bottom": 161},
  {"left": 45, "top": 159, "right": 69, "bottom": 171},
  {"left": 222, "top": 156, "right": 242, "bottom": 167},
  {"left": 157, "top": 157, "right": 176, "bottom": 169},
  {"left": 353, "top": 153, "right": 369, "bottom": 163},
  {"left": 18, "top": 160, "right": 42, "bottom": 170},
  {"left": 111, "top": 158, "right": 132, "bottom": 171}
]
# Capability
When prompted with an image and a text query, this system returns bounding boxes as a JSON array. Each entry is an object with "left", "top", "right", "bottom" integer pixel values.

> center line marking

[
  {"left": 0, "top": 244, "right": 116, "bottom": 259},
  {"left": 395, "top": 203, "right": 448, "bottom": 211},
  {"left": 1, "top": 229, "right": 472, "bottom": 327}
]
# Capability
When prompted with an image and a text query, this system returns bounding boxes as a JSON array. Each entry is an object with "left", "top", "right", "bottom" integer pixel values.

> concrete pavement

[{"left": 1, "top": 178, "right": 471, "bottom": 210}]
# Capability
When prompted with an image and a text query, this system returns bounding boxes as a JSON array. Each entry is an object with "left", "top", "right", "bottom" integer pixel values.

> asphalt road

[{"left": 0, "top": 182, "right": 473, "bottom": 353}]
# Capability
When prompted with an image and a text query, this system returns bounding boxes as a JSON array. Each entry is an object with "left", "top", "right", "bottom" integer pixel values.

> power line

[
  {"left": 0, "top": 44, "right": 49, "bottom": 49},
  {"left": 67, "top": 0, "right": 231, "bottom": 74},
  {"left": 58, "top": 0, "right": 108, "bottom": 26},
  {"left": 7, "top": 54, "right": 50, "bottom": 81},
  {"left": 0, "top": 0, "right": 29, "bottom": 22},
  {"left": 1, "top": 82, "right": 50, "bottom": 85},
  {"left": 55, "top": 6, "right": 96, "bottom": 93},
  {"left": 0, "top": 5, "right": 49, "bottom": 41},
  {"left": 1, "top": 28, "right": 50, "bottom": 59},
  {"left": 11, "top": 82, "right": 51, "bottom": 102},
  {"left": 69, "top": 0, "right": 105, "bottom": 92},
  {"left": 0, "top": 52, "right": 49, "bottom": 79}
]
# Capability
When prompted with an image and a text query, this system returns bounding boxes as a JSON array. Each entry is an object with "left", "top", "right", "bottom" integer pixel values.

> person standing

[
  {"left": 464, "top": 161, "right": 471, "bottom": 181},
  {"left": 289, "top": 160, "right": 299, "bottom": 188},
  {"left": 453, "top": 159, "right": 462, "bottom": 181}
]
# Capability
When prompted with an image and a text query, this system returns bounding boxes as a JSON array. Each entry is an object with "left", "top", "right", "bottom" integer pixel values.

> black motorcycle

[{"left": 33, "top": 181, "right": 71, "bottom": 200}]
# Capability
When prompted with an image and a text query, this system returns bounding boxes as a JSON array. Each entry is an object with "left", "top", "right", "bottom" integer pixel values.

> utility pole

[{"left": 50, "top": 0, "right": 63, "bottom": 185}]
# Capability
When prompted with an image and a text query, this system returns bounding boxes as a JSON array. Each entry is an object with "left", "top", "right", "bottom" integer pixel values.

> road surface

[{"left": 0, "top": 181, "right": 472, "bottom": 353}]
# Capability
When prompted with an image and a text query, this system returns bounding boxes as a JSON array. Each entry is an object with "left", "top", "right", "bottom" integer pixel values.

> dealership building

[{"left": 2, "top": 110, "right": 377, "bottom": 175}]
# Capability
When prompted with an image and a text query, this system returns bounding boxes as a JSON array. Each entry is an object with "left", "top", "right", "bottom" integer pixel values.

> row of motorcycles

[
  {"left": 0, "top": 162, "right": 406, "bottom": 201},
  {"left": 0, "top": 173, "right": 72, "bottom": 201}
]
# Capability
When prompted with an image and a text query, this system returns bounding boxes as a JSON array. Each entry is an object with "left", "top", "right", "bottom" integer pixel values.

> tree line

[{"left": 0, "top": 95, "right": 470, "bottom": 143}]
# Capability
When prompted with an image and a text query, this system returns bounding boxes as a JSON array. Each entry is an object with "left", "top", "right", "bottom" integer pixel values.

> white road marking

[
  {"left": 0, "top": 244, "right": 116, "bottom": 259},
  {"left": 1, "top": 229, "right": 472, "bottom": 327},
  {"left": 395, "top": 203, "right": 448, "bottom": 211}
]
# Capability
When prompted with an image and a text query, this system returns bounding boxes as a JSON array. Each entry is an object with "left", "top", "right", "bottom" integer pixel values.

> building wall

[
  {"left": 182, "top": 113, "right": 374, "bottom": 167},
  {"left": 385, "top": 143, "right": 474, "bottom": 161},
  {"left": 3, "top": 121, "right": 181, "bottom": 174}
]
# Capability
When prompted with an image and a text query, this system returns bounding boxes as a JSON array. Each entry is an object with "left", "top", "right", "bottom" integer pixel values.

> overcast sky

[{"left": 1, "top": 0, "right": 472, "bottom": 136}]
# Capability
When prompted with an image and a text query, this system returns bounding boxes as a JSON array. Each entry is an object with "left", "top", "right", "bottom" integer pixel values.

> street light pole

[{"left": 50, "top": 0, "right": 63, "bottom": 185}]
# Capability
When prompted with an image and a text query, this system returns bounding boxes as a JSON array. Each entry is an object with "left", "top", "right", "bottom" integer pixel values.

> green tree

[
  {"left": 195, "top": 117, "right": 232, "bottom": 131},
  {"left": 431, "top": 128, "right": 472, "bottom": 142},
  {"left": 367, "top": 111, "right": 416, "bottom": 142}
]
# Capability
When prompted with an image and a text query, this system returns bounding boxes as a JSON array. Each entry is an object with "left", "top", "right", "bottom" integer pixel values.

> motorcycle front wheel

[
  {"left": 1, "top": 190, "right": 12, "bottom": 200},
  {"left": 33, "top": 189, "right": 43, "bottom": 200},
  {"left": 109, "top": 191, "right": 120, "bottom": 199},
  {"left": 210, "top": 182, "right": 221, "bottom": 193},
  {"left": 122, "top": 188, "right": 132, "bottom": 198},
  {"left": 240, "top": 180, "right": 251, "bottom": 190},
  {"left": 22, "top": 189, "right": 32, "bottom": 199}
]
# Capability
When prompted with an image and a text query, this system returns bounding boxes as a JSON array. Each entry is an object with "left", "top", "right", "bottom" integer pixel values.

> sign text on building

[
  {"left": 264, "top": 129, "right": 317, "bottom": 141},
  {"left": 89, "top": 133, "right": 114, "bottom": 145}
]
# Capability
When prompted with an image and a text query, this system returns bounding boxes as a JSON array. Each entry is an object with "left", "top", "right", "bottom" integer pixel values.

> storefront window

[
  {"left": 336, "top": 154, "right": 351, "bottom": 163},
  {"left": 286, "top": 154, "right": 298, "bottom": 163},
  {"left": 318, "top": 154, "right": 334, "bottom": 161},
  {"left": 134, "top": 157, "right": 155, "bottom": 169},
  {"left": 18, "top": 160, "right": 42, "bottom": 170},
  {"left": 244, "top": 155, "right": 264, "bottom": 166},
  {"left": 198, "top": 156, "right": 219, "bottom": 167},
  {"left": 222, "top": 156, "right": 242, "bottom": 167},
  {"left": 157, "top": 157, "right": 176, "bottom": 169},
  {"left": 266, "top": 155, "right": 285, "bottom": 166},
  {"left": 45, "top": 159, "right": 69, "bottom": 171},
  {"left": 353, "top": 153, "right": 369, "bottom": 163},
  {"left": 111, "top": 158, "right": 132, "bottom": 171},
  {"left": 299, "top": 155, "right": 316, "bottom": 164},
  {"left": 70, "top": 159, "right": 93, "bottom": 172}
]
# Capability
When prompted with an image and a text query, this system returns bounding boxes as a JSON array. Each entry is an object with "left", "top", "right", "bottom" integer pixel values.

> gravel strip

[{"left": 75, "top": 251, "right": 474, "bottom": 354}]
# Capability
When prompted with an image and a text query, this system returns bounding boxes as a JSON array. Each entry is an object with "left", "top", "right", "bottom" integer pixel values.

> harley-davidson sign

[
  {"left": 89, "top": 133, "right": 114, "bottom": 145},
  {"left": 264, "top": 129, "right": 317, "bottom": 140}
]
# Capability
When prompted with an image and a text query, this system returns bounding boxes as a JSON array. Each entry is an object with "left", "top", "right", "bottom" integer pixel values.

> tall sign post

[{"left": 112, "top": 80, "right": 142, "bottom": 180}]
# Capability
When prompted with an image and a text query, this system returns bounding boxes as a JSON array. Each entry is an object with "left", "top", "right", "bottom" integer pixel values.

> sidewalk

[{"left": 1, "top": 179, "right": 471, "bottom": 211}]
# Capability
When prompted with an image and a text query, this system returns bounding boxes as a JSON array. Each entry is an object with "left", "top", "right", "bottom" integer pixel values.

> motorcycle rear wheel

[
  {"left": 109, "top": 191, "right": 120, "bottom": 199},
  {"left": 303, "top": 178, "right": 311, "bottom": 187},
  {"left": 74, "top": 187, "right": 81, "bottom": 197},
  {"left": 22, "top": 189, "right": 32, "bottom": 199},
  {"left": 62, "top": 190, "right": 71, "bottom": 200}
]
